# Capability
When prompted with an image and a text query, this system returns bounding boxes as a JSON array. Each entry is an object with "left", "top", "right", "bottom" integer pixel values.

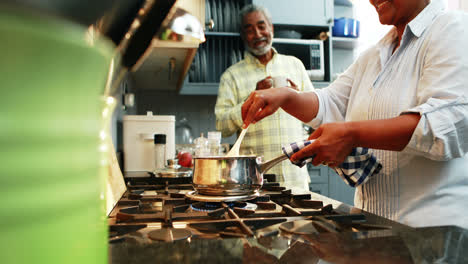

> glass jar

[
  {"left": 207, "top": 131, "right": 221, "bottom": 156},
  {"left": 193, "top": 133, "right": 208, "bottom": 157}
]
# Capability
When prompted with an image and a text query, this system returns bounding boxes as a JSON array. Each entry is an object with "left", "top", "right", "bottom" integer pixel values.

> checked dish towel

[{"left": 282, "top": 140, "right": 382, "bottom": 187}]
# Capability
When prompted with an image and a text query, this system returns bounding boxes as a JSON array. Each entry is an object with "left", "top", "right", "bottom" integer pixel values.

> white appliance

[
  {"left": 123, "top": 112, "right": 175, "bottom": 172},
  {"left": 273, "top": 38, "right": 325, "bottom": 81}
]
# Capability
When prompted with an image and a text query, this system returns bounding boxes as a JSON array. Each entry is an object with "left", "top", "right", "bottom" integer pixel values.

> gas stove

[
  {"left": 108, "top": 175, "right": 468, "bottom": 264},
  {"left": 109, "top": 173, "right": 403, "bottom": 243},
  {"left": 108, "top": 174, "right": 468, "bottom": 263}
]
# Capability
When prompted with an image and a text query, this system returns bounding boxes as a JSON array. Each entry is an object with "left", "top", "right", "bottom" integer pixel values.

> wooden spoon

[{"left": 226, "top": 125, "right": 249, "bottom": 157}]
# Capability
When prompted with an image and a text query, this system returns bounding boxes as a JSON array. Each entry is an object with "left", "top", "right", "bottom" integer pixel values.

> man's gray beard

[
  {"left": 246, "top": 41, "right": 272, "bottom": 56},
  {"left": 244, "top": 33, "right": 274, "bottom": 56}
]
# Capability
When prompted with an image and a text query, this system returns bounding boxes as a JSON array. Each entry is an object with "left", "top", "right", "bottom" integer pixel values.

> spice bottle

[{"left": 154, "top": 134, "right": 166, "bottom": 170}]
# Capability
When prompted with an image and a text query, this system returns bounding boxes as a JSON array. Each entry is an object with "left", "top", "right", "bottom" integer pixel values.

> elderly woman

[{"left": 242, "top": 0, "right": 468, "bottom": 229}]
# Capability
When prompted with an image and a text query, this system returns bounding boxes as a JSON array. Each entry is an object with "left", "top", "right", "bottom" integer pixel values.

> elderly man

[{"left": 214, "top": 4, "right": 314, "bottom": 192}]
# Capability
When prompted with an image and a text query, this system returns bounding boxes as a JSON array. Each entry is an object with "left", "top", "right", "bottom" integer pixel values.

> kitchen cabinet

[
  {"left": 252, "top": 0, "right": 334, "bottom": 26},
  {"left": 308, "top": 164, "right": 329, "bottom": 196},
  {"left": 308, "top": 164, "right": 355, "bottom": 205},
  {"left": 328, "top": 168, "right": 355, "bottom": 205},
  {"left": 131, "top": 0, "right": 205, "bottom": 92}
]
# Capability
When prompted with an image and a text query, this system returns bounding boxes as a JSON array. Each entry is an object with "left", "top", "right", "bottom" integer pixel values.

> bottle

[
  {"left": 154, "top": 134, "right": 166, "bottom": 170},
  {"left": 193, "top": 133, "right": 208, "bottom": 157},
  {"left": 207, "top": 131, "right": 221, "bottom": 156}
]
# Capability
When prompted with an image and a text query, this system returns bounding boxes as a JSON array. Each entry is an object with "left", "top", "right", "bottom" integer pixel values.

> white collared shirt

[{"left": 310, "top": 0, "right": 468, "bottom": 228}]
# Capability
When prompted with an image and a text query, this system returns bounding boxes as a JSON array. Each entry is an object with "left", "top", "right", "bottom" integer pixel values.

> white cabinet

[{"left": 252, "top": 0, "right": 333, "bottom": 26}]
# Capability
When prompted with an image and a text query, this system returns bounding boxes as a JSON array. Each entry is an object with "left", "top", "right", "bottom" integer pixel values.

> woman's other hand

[{"left": 291, "top": 122, "right": 357, "bottom": 167}]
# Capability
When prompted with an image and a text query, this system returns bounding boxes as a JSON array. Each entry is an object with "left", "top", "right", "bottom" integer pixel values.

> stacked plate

[{"left": 207, "top": 0, "right": 240, "bottom": 32}]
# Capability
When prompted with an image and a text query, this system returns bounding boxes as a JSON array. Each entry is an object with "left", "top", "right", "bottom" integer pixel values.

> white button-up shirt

[{"left": 310, "top": 0, "right": 468, "bottom": 228}]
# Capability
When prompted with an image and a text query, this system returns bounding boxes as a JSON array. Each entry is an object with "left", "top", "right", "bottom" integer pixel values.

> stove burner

[
  {"left": 185, "top": 190, "right": 260, "bottom": 202},
  {"left": 148, "top": 228, "right": 192, "bottom": 242},
  {"left": 191, "top": 202, "right": 236, "bottom": 212},
  {"left": 190, "top": 201, "right": 258, "bottom": 212}
]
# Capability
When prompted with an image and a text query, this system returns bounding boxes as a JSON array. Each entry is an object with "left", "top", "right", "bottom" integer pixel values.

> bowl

[
  {"left": 332, "top": 18, "right": 360, "bottom": 38},
  {"left": 275, "top": 29, "right": 302, "bottom": 39}
]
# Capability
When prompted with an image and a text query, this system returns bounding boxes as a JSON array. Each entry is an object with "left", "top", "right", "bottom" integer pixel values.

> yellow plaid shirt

[{"left": 215, "top": 49, "right": 314, "bottom": 191}]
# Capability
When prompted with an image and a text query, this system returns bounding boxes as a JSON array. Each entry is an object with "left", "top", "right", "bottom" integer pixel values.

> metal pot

[{"left": 192, "top": 154, "right": 288, "bottom": 196}]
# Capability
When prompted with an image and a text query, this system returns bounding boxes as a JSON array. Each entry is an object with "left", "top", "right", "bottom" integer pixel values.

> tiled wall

[{"left": 134, "top": 89, "right": 237, "bottom": 144}]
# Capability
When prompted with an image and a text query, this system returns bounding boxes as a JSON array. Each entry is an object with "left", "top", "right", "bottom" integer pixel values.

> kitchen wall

[
  {"left": 133, "top": 87, "right": 237, "bottom": 145},
  {"left": 110, "top": 76, "right": 137, "bottom": 167}
]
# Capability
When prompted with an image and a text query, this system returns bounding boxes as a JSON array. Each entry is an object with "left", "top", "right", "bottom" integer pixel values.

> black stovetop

[{"left": 108, "top": 174, "right": 468, "bottom": 264}]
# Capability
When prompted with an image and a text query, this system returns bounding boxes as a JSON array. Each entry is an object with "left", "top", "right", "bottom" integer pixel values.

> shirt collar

[
  {"left": 407, "top": 0, "right": 445, "bottom": 38},
  {"left": 244, "top": 47, "right": 278, "bottom": 65}
]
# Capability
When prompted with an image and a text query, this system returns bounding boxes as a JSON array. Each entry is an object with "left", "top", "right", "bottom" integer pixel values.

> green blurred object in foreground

[{"left": 0, "top": 6, "right": 114, "bottom": 264}]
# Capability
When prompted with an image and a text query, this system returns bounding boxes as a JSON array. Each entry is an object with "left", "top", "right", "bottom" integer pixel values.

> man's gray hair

[{"left": 238, "top": 4, "right": 273, "bottom": 31}]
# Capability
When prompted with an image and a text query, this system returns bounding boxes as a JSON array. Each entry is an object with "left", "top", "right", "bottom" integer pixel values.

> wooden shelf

[
  {"left": 334, "top": 0, "right": 353, "bottom": 6},
  {"left": 179, "top": 82, "right": 219, "bottom": 95},
  {"left": 332, "top": 37, "right": 359, "bottom": 49},
  {"left": 180, "top": 80, "right": 330, "bottom": 95},
  {"left": 205, "top": 32, "right": 240, "bottom": 37},
  {"left": 151, "top": 39, "right": 199, "bottom": 49}
]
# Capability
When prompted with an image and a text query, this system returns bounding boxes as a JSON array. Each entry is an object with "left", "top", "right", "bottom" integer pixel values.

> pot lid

[{"left": 153, "top": 160, "right": 192, "bottom": 178}]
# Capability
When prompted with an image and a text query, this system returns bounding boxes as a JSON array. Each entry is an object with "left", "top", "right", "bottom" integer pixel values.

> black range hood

[{"left": 2, "top": 0, "right": 177, "bottom": 70}]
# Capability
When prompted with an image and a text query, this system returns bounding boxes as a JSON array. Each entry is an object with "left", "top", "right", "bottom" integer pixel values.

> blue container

[{"left": 332, "top": 18, "right": 360, "bottom": 38}]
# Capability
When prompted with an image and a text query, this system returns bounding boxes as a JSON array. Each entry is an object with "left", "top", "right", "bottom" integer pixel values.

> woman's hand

[
  {"left": 241, "top": 87, "right": 292, "bottom": 128},
  {"left": 291, "top": 122, "right": 357, "bottom": 167}
]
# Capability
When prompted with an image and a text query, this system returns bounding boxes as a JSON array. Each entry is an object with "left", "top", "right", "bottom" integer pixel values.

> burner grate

[{"left": 190, "top": 201, "right": 247, "bottom": 212}]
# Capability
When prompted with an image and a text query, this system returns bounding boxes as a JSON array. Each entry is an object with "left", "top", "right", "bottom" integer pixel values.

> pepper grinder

[{"left": 154, "top": 134, "right": 166, "bottom": 170}]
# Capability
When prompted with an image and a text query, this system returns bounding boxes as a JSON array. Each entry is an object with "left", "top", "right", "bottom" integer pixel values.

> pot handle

[{"left": 260, "top": 154, "right": 289, "bottom": 174}]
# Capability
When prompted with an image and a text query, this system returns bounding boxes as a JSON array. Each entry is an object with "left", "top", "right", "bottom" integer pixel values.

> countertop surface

[
  {"left": 110, "top": 225, "right": 468, "bottom": 264},
  {"left": 109, "top": 190, "right": 468, "bottom": 264}
]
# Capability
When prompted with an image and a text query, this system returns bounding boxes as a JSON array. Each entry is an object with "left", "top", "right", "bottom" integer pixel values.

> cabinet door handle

[
  {"left": 168, "top": 57, "right": 176, "bottom": 80},
  {"left": 206, "top": 19, "right": 214, "bottom": 30}
]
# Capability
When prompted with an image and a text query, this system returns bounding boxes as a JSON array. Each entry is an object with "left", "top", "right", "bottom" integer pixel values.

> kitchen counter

[
  {"left": 109, "top": 189, "right": 468, "bottom": 264},
  {"left": 110, "top": 225, "right": 467, "bottom": 263}
]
